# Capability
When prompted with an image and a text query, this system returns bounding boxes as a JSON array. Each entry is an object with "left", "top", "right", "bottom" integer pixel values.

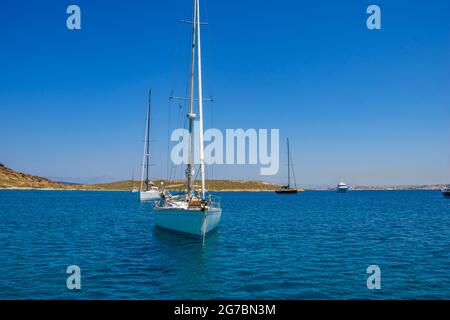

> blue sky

[{"left": 0, "top": 0, "right": 449, "bottom": 186}]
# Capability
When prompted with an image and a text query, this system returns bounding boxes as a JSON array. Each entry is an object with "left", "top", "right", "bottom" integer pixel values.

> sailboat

[
  {"left": 276, "top": 138, "right": 298, "bottom": 194},
  {"left": 131, "top": 169, "right": 138, "bottom": 193},
  {"left": 154, "top": 0, "right": 221, "bottom": 238},
  {"left": 139, "top": 90, "right": 160, "bottom": 201}
]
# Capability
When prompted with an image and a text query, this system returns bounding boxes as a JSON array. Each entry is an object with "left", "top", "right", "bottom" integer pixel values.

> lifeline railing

[{"left": 207, "top": 195, "right": 221, "bottom": 209}]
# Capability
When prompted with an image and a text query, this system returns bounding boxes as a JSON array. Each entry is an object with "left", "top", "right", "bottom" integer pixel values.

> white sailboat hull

[
  {"left": 151, "top": 0, "right": 222, "bottom": 238},
  {"left": 154, "top": 208, "right": 221, "bottom": 236},
  {"left": 140, "top": 190, "right": 160, "bottom": 201}
]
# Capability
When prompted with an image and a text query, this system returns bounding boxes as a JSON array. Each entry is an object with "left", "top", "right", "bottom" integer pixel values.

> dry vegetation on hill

[
  {"left": 1, "top": 163, "right": 442, "bottom": 192},
  {"left": 0, "top": 164, "right": 282, "bottom": 191},
  {"left": 0, "top": 164, "right": 89, "bottom": 190},
  {"left": 89, "top": 179, "right": 281, "bottom": 192}
]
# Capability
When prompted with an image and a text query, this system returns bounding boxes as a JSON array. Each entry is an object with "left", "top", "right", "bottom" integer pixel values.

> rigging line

[
  {"left": 171, "top": 30, "right": 181, "bottom": 100},
  {"left": 172, "top": 2, "right": 190, "bottom": 96},
  {"left": 170, "top": 103, "right": 183, "bottom": 184},
  {"left": 289, "top": 147, "right": 297, "bottom": 187},
  {"left": 173, "top": 103, "right": 188, "bottom": 183},
  {"left": 169, "top": 102, "right": 184, "bottom": 183},
  {"left": 210, "top": 99, "right": 215, "bottom": 181},
  {"left": 172, "top": 105, "right": 182, "bottom": 183},
  {"left": 167, "top": 2, "right": 195, "bottom": 187},
  {"left": 168, "top": 3, "right": 189, "bottom": 185},
  {"left": 201, "top": 0, "right": 215, "bottom": 183},
  {"left": 166, "top": 98, "right": 172, "bottom": 183},
  {"left": 291, "top": 160, "right": 298, "bottom": 188},
  {"left": 140, "top": 98, "right": 150, "bottom": 191},
  {"left": 194, "top": 164, "right": 201, "bottom": 188},
  {"left": 203, "top": 0, "right": 215, "bottom": 100},
  {"left": 170, "top": 104, "right": 178, "bottom": 183},
  {"left": 446, "top": 152, "right": 450, "bottom": 183},
  {"left": 197, "top": 0, "right": 206, "bottom": 199},
  {"left": 168, "top": 2, "right": 187, "bottom": 111},
  {"left": 177, "top": 105, "right": 186, "bottom": 182}
]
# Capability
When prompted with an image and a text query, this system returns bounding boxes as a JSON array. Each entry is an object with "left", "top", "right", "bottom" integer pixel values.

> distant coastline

[{"left": 0, "top": 164, "right": 445, "bottom": 192}]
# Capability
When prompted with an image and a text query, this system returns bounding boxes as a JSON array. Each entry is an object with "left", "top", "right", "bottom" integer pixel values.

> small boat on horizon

[
  {"left": 139, "top": 90, "right": 160, "bottom": 201},
  {"left": 131, "top": 169, "right": 138, "bottom": 193},
  {"left": 276, "top": 138, "right": 298, "bottom": 194},
  {"left": 337, "top": 181, "right": 349, "bottom": 193},
  {"left": 442, "top": 185, "right": 450, "bottom": 197}
]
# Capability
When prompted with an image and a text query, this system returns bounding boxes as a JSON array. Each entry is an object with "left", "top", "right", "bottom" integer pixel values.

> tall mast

[
  {"left": 186, "top": 0, "right": 197, "bottom": 197},
  {"left": 145, "top": 89, "right": 151, "bottom": 189},
  {"left": 197, "top": 0, "right": 206, "bottom": 199},
  {"left": 140, "top": 92, "right": 151, "bottom": 191},
  {"left": 287, "top": 138, "right": 290, "bottom": 187}
]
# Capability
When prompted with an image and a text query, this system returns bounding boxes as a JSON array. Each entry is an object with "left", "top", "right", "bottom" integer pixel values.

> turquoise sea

[{"left": 0, "top": 190, "right": 449, "bottom": 299}]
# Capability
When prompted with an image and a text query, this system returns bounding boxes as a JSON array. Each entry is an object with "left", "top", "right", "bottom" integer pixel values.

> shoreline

[
  {"left": 2, "top": 165, "right": 445, "bottom": 193},
  {"left": 0, "top": 187, "right": 444, "bottom": 192}
]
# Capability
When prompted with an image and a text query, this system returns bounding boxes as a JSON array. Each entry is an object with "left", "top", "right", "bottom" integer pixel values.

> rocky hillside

[
  {"left": 0, "top": 164, "right": 87, "bottom": 190},
  {"left": 0, "top": 164, "right": 282, "bottom": 191},
  {"left": 0, "top": 163, "right": 444, "bottom": 191}
]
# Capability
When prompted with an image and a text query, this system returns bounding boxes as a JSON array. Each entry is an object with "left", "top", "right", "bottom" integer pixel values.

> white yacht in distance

[
  {"left": 154, "top": 0, "right": 221, "bottom": 240},
  {"left": 442, "top": 185, "right": 450, "bottom": 198},
  {"left": 139, "top": 90, "right": 160, "bottom": 201},
  {"left": 337, "top": 181, "right": 349, "bottom": 193}
]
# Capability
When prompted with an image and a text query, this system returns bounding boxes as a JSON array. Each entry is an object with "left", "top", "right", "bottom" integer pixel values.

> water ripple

[{"left": 0, "top": 190, "right": 449, "bottom": 299}]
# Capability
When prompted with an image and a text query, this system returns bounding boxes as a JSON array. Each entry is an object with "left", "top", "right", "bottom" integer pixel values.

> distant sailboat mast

[
  {"left": 140, "top": 90, "right": 152, "bottom": 191},
  {"left": 146, "top": 90, "right": 152, "bottom": 190},
  {"left": 276, "top": 138, "right": 298, "bottom": 194},
  {"left": 138, "top": 89, "right": 160, "bottom": 201},
  {"left": 287, "top": 138, "right": 291, "bottom": 188}
]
